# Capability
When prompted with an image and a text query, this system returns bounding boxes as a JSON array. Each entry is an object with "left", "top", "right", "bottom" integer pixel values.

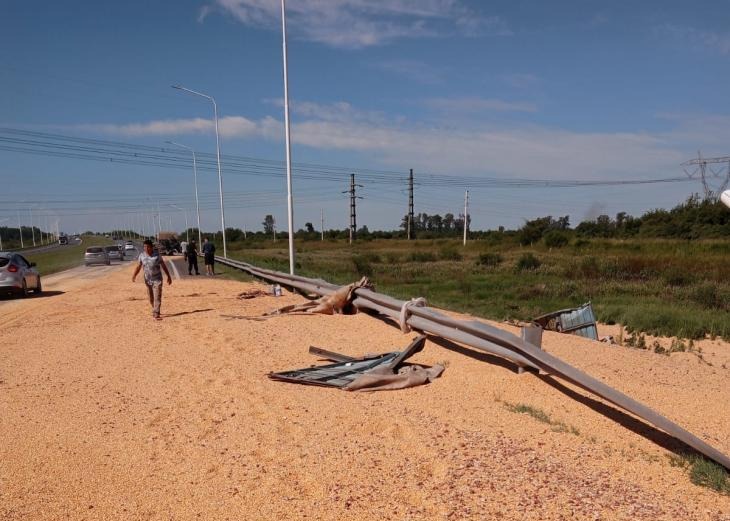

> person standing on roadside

[
  {"left": 202, "top": 237, "right": 216, "bottom": 276},
  {"left": 186, "top": 239, "right": 199, "bottom": 275},
  {"left": 132, "top": 239, "right": 172, "bottom": 320}
]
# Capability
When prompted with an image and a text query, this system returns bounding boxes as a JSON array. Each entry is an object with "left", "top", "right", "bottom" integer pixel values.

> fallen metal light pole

[{"left": 215, "top": 256, "right": 730, "bottom": 471}]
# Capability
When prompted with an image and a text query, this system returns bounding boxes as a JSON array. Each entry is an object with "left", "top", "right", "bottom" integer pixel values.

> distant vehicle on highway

[
  {"left": 0, "top": 252, "right": 42, "bottom": 296},
  {"left": 124, "top": 242, "right": 136, "bottom": 252},
  {"left": 104, "top": 245, "right": 123, "bottom": 262},
  {"left": 84, "top": 247, "right": 110, "bottom": 266},
  {"left": 58, "top": 235, "right": 68, "bottom": 245}
]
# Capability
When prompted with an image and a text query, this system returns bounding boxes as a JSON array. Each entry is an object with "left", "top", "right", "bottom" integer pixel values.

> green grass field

[
  {"left": 21, "top": 235, "right": 116, "bottom": 276},
  {"left": 218, "top": 236, "right": 729, "bottom": 340}
]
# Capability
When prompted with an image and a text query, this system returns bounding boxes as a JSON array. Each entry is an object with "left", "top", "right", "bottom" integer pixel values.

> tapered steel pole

[
  {"left": 172, "top": 85, "right": 227, "bottom": 257},
  {"left": 281, "top": 0, "right": 296, "bottom": 274}
]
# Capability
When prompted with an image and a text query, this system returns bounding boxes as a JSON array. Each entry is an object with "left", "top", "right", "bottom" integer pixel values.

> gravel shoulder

[{"left": 1, "top": 266, "right": 728, "bottom": 520}]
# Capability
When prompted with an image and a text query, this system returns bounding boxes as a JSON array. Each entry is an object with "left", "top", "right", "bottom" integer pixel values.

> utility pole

[
  {"left": 681, "top": 152, "right": 730, "bottom": 200},
  {"left": 407, "top": 168, "right": 414, "bottom": 240},
  {"left": 29, "top": 207, "right": 36, "bottom": 246},
  {"left": 343, "top": 173, "right": 363, "bottom": 244},
  {"left": 463, "top": 189, "right": 469, "bottom": 246},
  {"left": 320, "top": 208, "right": 324, "bottom": 241},
  {"left": 17, "top": 210, "right": 24, "bottom": 249}
]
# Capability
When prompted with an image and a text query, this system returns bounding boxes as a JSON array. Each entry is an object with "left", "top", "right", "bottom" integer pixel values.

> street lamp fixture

[{"left": 171, "top": 84, "right": 227, "bottom": 258}]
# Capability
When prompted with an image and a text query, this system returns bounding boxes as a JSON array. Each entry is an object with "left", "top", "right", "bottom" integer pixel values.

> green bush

[
  {"left": 543, "top": 230, "right": 569, "bottom": 248},
  {"left": 408, "top": 251, "right": 437, "bottom": 262},
  {"left": 690, "top": 284, "right": 725, "bottom": 310},
  {"left": 351, "top": 255, "right": 373, "bottom": 277},
  {"left": 439, "top": 246, "right": 463, "bottom": 261},
  {"left": 477, "top": 252, "right": 503, "bottom": 267},
  {"left": 664, "top": 268, "right": 695, "bottom": 287},
  {"left": 384, "top": 252, "right": 401, "bottom": 264},
  {"left": 516, "top": 253, "right": 541, "bottom": 271}
]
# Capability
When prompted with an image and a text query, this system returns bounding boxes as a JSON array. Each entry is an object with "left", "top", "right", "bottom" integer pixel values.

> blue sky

[{"left": 2, "top": 0, "right": 729, "bottom": 235}]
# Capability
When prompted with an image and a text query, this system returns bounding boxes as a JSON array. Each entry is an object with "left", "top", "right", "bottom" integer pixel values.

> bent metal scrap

[{"left": 216, "top": 256, "right": 730, "bottom": 472}]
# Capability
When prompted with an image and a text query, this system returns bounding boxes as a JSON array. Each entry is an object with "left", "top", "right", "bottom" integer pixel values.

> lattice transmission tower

[{"left": 681, "top": 152, "right": 730, "bottom": 200}]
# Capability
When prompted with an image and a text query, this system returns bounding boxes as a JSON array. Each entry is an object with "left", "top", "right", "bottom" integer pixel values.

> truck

[
  {"left": 58, "top": 234, "right": 68, "bottom": 245},
  {"left": 155, "top": 232, "right": 181, "bottom": 256}
]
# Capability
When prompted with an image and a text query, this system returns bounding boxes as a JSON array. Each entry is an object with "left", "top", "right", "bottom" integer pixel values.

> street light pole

[
  {"left": 29, "top": 207, "right": 36, "bottom": 246},
  {"left": 166, "top": 140, "right": 202, "bottom": 247},
  {"left": 17, "top": 209, "right": 24, "bottom": 249},
  {"left": 281, "top": 0, "right": 296, "bottom": 274},
  {"left": 172, "top": 84, "right": 227, "bottom": 258}
]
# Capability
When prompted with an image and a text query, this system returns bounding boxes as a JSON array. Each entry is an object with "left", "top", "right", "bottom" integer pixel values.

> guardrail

[{"left": 215, "top": 255, "right": 730, "bottom": 471}]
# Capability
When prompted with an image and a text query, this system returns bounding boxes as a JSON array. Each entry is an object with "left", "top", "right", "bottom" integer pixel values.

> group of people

[
  {"left": 182, "top": 238, "right": 216, "bottom": 277},
  {"left": 131, "top": 237, "right": 218, "bottom": 321}
]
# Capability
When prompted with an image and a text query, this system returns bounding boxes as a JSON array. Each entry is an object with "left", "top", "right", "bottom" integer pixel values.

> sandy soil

[{"left": 1, "top": 265, "right": 728, "bottom": 520}]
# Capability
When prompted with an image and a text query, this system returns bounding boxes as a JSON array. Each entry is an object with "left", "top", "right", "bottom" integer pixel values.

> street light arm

[
  {"left": 171, "top": 84, "right": 214, "bottom": 102},
  {"left": 165, "top": 140, "right": 192, "bottom": 152}
]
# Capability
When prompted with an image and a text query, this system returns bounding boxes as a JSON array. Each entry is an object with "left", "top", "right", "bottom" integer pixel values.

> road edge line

[{"left": 166, "top": 258, "right": 181, "bottom": 280}]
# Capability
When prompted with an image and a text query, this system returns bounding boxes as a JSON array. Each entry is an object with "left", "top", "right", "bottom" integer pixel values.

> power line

[{"left": 0, "top": 127, "right": 695, "bottom": 189}]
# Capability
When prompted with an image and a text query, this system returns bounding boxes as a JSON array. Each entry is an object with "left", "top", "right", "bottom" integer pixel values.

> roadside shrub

[
  {"left": 516, "top": 253, "right": 541, "bottom": 271},
  {"left": 573, "top": 238, "right": 591, "bottom": 249},
  {"left": 477, "top": 252, "right": 503, "bottom": 268},
  {"left": 543, "top": 230, "right": 569, "bottom": 248},
  {"left": 384, "top": 252, "right": 401, "bottom": 264},
  {"left": 689, "top": 284, "right": 725, "bottom": 310},
  {"left": 664, "top": 268, "right": 695, "bottom": 287},
  {"left": 351, "top": 255, "right": 373, "bottom": 277},
  {"left": 579, "top": 256, "right": 600, "bottom": 278},
  {"left": 358, "top": 252, "right": 382, "bottom": 264},
  {"left": 408, "top": 251, "right": 437, "bottom": 262},
  {"left": 439, "top": 245, "right": 463, "bottom": 261}
]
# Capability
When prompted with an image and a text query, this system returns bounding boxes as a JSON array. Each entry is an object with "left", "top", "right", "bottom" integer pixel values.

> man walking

[
  {"left": 186, "top": 239, "right": 199, "bottom": 275},
  {"left": 132, "top": 239, "right": 172, "bottom": 320},
  {"left": 202, "top": 237, "right": 216, "bottom": 276}
]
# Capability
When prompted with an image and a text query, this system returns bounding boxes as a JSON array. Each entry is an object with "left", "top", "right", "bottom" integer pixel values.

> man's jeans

[{"left": 146, "top": 280, "right": 163, "bottom": 317}]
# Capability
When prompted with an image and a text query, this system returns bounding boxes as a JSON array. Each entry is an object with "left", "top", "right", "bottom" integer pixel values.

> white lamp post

[
  {"left": 281, "top": 0, "right": 296, "bottom": 274},
  {"left": 166, "top": 140, "right": 203, "bottom": 247},
  {"left": 171, "top": 84, "right": 227, "bottom": 258},
  {"left": 17, "top": 209, "right": 24, "bottom": 249}
]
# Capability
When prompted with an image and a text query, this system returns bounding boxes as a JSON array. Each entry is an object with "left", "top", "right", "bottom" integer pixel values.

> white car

[{"left": 124, "top": 243, "right": 136, "bottom": 251}]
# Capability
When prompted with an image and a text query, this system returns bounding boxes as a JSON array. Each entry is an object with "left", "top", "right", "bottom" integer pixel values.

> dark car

[{"left": 0, "top": 252, "right": 42, "bottom": 296}]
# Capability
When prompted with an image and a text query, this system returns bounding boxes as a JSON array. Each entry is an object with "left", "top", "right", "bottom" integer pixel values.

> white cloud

[
  {"left": 424, "top": 96, "right": 538, "bottom": 113},
  {"left": 77, "top": 103, "right": 698, "bottom": 181},
  {"left": 199, "top": 0, "right": 510, "bottom": 48},
  {"left": 264, "top": 98, "right": 395, "bottom": 125},
  {"left": 74, "top": 116, "right": 264, "bottom": 139},
  {"left": 657, "top": 24, "right": 730, "bottom": 55}
]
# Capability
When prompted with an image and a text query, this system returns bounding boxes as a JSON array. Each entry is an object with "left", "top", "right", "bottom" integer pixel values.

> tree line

[{"left": 220, "top": 197, "right": 729, "bottom": 242}]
